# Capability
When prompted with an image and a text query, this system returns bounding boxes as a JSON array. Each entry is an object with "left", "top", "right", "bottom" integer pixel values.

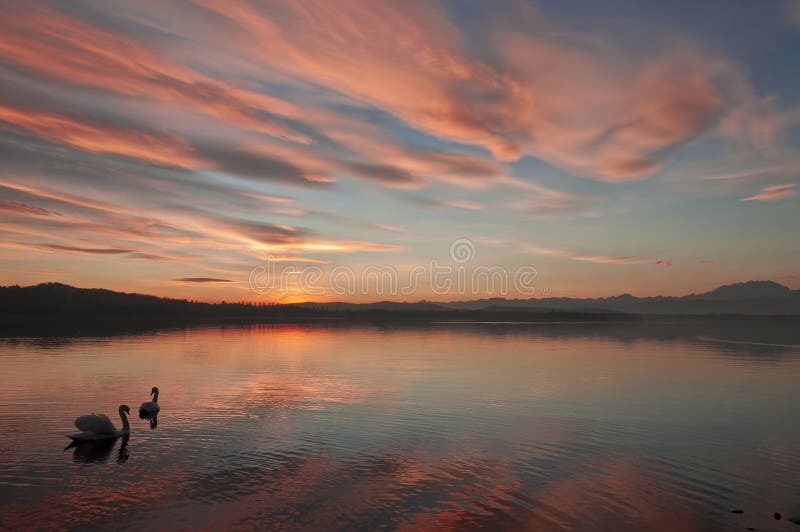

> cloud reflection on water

[{"left": 0, "top": 321, "right": 799, "bottom": 530}]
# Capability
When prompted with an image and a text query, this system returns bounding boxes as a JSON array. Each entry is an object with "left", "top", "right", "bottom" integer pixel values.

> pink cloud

[
  {"left": 0, "top": 106, "right": 331, "bottom": 187},
  {"left": 0, "top": 199, "right": 58, "bottom": 217},
  {"left": 742, "top": 183, "right": 797, "bottom": 202},
  {"left": 498, "top": 37, "right": 730, "bottom": 180},
  {"left": 3, "top": 1, "right": 759, "bottom": 188},
  {"left": 444, "top": 199, "right": 485, "bottom": 211},
  {"left": 524, "top": 244, "right": 649, "bottom": 265},
  {"left": 0, "top": 3, "right": 515, "bottom": 192},
  {"left": 172, "top": 277, "right": 235, "bottom": 284},
  {"left": 19, "top": 242, "right": 134, "bottom": 255},
  {"left": 654, "top": 260, "right": 673, "bottom": 267},
  {"left": 374, "top": 224, "right": 404, "bottom": 233},
  {"left": 0, "top": 175, "right": 403, "bottom": 280},
  {"left": 700, "top": 164, "right": 794, "bottom": 181},
  {"left": 0, "top": 103, "right": 199, "bottom": 168},
  {"left": 195, "top": 0, "right": 744, "bottom": 181},
  {"left": 505, "top": 182, "right": 600, "bottom": 218},
  {"left": 299, "top": 111, "right": 510, "bottom": 188},
  {"left": 0, "top": 6, "right": 305, "bottom": 142},
  {"left": 0, "top": 0, "right": 786, "bottom": 197},
  {"left": 720, "top": 97, "right": 800, "bottom": 153}
]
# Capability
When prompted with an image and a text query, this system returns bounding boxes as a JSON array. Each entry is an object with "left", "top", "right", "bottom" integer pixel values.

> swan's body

[
  {"left": 67, "top": 405, "right": 130, "bottom": 443},
  {"left": 139, "top": 386, "right": 160, "bottom": 418}
]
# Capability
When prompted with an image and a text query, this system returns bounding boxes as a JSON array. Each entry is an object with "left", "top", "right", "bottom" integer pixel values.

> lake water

[{"left": 1, "top": 321, "right": 799, "bottom": 531}]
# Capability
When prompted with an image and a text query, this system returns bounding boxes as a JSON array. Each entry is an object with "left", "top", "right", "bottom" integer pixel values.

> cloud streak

[
  {"left": 0, "top": 199, "right": 58, "bottom": 217},
  {"left": 0, "top": 103, "right": 199, "bottom": 168},
  {"left": 524, "top": 244, "right": 652, "bottom": 265},
  {"left": 33, "top": 243, "right": 134, "bottom": 255},
  {"left": 742, "top": 183, "right": 797, "bottom": 202},
  {"left": 172, "top": 277, "right": 235, "bottom": 284}
]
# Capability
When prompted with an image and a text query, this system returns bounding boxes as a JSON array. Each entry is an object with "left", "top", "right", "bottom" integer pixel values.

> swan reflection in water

[
  {"left": 139, "top": 409, "right": 158, "bottom": 430},
  {"left": 66, "top": 434, "right": 129, "bottom": 464}
]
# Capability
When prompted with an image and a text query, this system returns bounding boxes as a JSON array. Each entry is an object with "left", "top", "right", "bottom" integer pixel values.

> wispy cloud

[
  {"left": 700, "top": 164, "right": 795, "bottom": 181},
  {"left": 742, "top": 183, "right": 797, "bottom": 202},
  {"left": 0, "top": 103, "right": 198, "bottom": 167},
  {"left": 195, "top": 145, "right": 333, "bottom": 187},
  {"left": 127, "top": 252, "right": 176, "bottom": 262},
  {"left": 504, "top": 181, "right": 601, "bottom": 218},
  {"left": 0, "top": 240, "right": 182, "bottom": 264},
  {"left": 444, "top": 199, "right": 485, "bottom": 211},
  {"left": 172, "top": 278, "right": 235, "bottom": 284},
  {"left": 0, "top": 199, "right": 58, "bottom": 216},
  {"left": 35, "top": 243, "right": 133, "bottom": 255},
  {"left": 523, "top": 244, "right": 651, "bottom": 265}
]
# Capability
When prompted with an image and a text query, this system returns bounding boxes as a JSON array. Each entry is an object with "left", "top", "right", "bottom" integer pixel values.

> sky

[{"left": 0, "top": 0, "right": 798, "bottom": 302}]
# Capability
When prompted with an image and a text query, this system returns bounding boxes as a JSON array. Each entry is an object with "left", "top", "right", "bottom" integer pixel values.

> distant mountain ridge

[
  {"left": 685, "top": 280, "right": 792, "bottom": 301},
  {"left": 1, "top": 280, "right": 799, "bottom": 318},
  {"left": 296, "top": 280, "right": 800, "bottom": 316}
]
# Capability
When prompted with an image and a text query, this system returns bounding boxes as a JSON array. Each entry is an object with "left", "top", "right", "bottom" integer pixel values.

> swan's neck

[
  {"left": 119, "top": 410, "right": 129, "bottom": 433},
  {"left": 152, "top": 390, "right": 159, "bottom": 403}
]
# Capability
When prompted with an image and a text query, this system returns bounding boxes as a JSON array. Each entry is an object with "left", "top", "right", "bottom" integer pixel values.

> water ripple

[{"left": 1, "top": 324, "right": 799, "bottom": 530}]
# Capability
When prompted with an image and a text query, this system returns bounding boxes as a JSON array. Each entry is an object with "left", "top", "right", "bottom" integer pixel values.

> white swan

[
  {"left": 139, "top": 386, "right": 160, "bottom": 418},
  {"left": 67, "top": 404, "right": 130, "bottom": 443}
]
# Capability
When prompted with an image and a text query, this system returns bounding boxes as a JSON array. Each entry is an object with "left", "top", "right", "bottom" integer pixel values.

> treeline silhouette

[
  {"left": 0, "top": 283, "right": 284, "bottom": 318},
  {"left": 0, "top": 283, "right": 637, "bottom": 332}
]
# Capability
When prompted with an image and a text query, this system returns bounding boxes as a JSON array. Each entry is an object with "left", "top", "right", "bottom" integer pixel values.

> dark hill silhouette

[
  {"left": 439, "top": 281, "right": 800, "bottom": 315},
  {"left": 685, "top": 280, "right": 792, "bottom": 301},
  {"left": 0, "top": 282, "right": 636, "bottom": 334},
  {"left": 0, "top": 281, "right": 798, "bottom": 334},
  {"left": 0, "top": 282, "right": 282, "bottom": 319}
]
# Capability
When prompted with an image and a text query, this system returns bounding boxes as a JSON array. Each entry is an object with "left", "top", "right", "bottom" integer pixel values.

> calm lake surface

[{"left": 1, "top": 321, "right": 799, "bottom": 531}]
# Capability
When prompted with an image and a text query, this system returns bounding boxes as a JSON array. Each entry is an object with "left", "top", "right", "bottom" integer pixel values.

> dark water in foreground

[{"left": 1, "top": 321, "right": 799, "bottom": 531}]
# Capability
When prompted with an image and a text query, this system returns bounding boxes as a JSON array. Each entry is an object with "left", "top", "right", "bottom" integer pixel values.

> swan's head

[
  {"left": 150, "top": 386, "right": 159, "bottom": 396},
  {"left": 119, "top": 404, "right": 131, "bottom": 415}
]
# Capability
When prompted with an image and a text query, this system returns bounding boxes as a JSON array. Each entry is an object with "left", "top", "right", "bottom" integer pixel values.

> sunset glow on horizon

[{"left": 1, "top": 0, "right": 799, "bottom": 302}]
